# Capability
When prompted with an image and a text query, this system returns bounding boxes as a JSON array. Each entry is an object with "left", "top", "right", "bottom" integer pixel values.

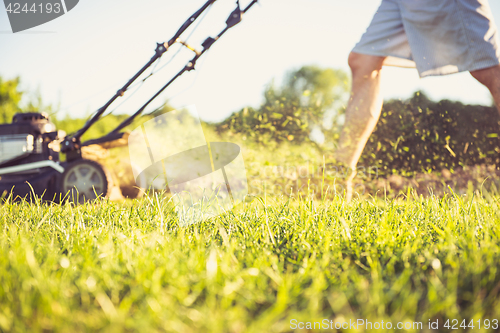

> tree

[
  {"left": 0, "top": 76, "right": 57, "bottom": 125},
  {"left": 216, "top": 65, "right": 350, "bottom": 145},
  {"left": 0, "top": 77, "right": 23, "bottom": 124},
  {"left": 361, "top": 91, "right": 500, "bottom": 174}
]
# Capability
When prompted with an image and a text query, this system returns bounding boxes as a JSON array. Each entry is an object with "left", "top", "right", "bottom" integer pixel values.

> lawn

[{"left": 1, "top": 189, "right": 499, "bottom": 332}]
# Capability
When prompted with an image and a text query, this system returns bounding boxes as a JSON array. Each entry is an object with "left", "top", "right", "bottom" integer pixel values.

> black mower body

[
  {"left": 0, "top": 112, "right": 60, "bottom": 167},
  {"left": 0, "top": 166, "right": 62, "bottom": 200},
  {"left": 0, "top": 112, "right": 66, "bottom": 200}
]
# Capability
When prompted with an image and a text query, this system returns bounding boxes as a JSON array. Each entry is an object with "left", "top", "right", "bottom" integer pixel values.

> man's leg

[
  {"left": 335, "top": 52, "right": 386, "bottom": 200},
  {"left": 470, "top": 65, "right": 500, "bottom": 112},
  {"left": 336, "top": 52, "right": 386, "bottom": 167}
]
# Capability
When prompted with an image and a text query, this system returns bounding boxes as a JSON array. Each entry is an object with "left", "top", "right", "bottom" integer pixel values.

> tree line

[{"left": 1, "top": 67, "right": 499, "bottom": 175}]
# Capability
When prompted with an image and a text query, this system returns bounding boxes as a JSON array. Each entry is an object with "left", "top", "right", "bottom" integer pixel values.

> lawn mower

[{"left": 0, "top": 0, "right": 258, "bottom": 203}]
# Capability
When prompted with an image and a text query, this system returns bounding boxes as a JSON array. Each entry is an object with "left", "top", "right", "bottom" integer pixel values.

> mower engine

[
  {"left": 0, "top": 112, "right": 65, "bottom": 200},
  {"left": 0, "top": 112, "right": 111, "bottom": 202},
  {"left": 0, "top": 112, "right": 61, "bottom": 166}
]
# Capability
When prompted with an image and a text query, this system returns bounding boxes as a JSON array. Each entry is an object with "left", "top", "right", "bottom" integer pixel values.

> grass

[{"left": 1, "top": 189, "right": 500, "bottom": 332}]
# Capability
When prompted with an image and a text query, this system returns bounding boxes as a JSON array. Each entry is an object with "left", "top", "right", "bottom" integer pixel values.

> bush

[
  {"left": 215, "top": 66, "right": 349, "bottom": 145},
  {"left": 360, "top": 92, "right": 500, "bottom": 175}
]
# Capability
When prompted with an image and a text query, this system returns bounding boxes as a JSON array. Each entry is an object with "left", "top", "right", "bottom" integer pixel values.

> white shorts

[{"left": 352, "top": 0, "right": 500, "bottom": 77}]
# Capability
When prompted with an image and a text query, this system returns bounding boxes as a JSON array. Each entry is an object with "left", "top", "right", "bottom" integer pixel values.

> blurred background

[
  {"left": 2, "top": 0, "right": 500, "bottom": 199},
  {"left": 1, "top": 0, "right": 499, "bottom": 122}
]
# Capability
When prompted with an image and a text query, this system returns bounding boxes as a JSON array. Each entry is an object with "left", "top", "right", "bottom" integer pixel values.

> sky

[{"left": 1, "top": 0, "right": 500, "bottom": 123}]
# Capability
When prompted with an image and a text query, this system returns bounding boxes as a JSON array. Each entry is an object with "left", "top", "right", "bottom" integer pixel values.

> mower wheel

[{"left": 59, "top": 159, "right": 111, "bottom": 203}]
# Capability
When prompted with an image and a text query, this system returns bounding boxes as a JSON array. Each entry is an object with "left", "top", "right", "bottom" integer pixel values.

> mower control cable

[
  {"left": 61, "top": 0, "right": 217, "bottom": 155},
  {"left": 106, "top": 0, "right": 259, "bottom": 137},
  {"left": 114, "top": 1, "right": 214, "bottom": 100},
  {"left": 103, "top": 3, "right": 214, "bottom": 119}
]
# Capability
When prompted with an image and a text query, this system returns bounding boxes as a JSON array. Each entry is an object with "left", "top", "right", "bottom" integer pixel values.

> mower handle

[
  {"left": 62, "top": 0, "right": 217, "bottom": 153},
  {"left": 108, "top": 0, "right": 259, "bottom": 135}
]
